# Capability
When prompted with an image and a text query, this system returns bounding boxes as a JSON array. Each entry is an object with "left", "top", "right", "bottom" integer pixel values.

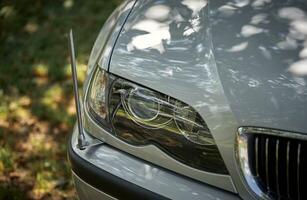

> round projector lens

[{"left": 127, "top": 88, "right": 160, "bottom": 122}]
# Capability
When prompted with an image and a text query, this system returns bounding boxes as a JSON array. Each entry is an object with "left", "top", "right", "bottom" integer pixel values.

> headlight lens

[
  {"left": 87, "top": 67, "right": 228, "bottom": 174},
  {"left": 88, "top": 69, "right": 107, "bottom": 120},
  {"left": 126, "top": 88, "right": 160, "bottom": 122}
]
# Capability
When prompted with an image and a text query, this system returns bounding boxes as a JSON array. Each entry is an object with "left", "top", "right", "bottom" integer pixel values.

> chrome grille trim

[
  {"left": 275, "top": 139, "right": 279, "bottom": 196},
  {"left": 255, "top": 136, "right": 259, "bottom": 176},
  {"left": 297, "top": 143, "right": 301, "bottom": 200},
  {"left": 238, "top": 127, "right": 307, "bottom": 141},
  {"left": 236, "top": 127, "right": 307, "bottom": 200},
  {"left": 265, "top": 138, "right": 270, "bottom": 190},
  {"left": 286, "top": 141, "right": 290, "bottom": 199}
]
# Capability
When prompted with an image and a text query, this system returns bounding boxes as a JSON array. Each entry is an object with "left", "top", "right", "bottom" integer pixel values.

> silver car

[{"left": 68, "top": 0, "right": 307, "bottom": 199}]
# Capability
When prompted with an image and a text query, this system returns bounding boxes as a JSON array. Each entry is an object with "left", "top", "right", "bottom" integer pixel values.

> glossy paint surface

[
  {"left": 211, "top": 0, "right": 307, "bottom": 134},
  {"left": 88, "top": 0, "right": 307, "bottom": 199},
  {"left": 83, "top": 105, "right": 236, "bottom": 193},
  {"left": 97, "top": 0, "right": 238, "bottom": 193},
  {"left": 107, "top": 0, "right": 244, "bottom": 196},
  {"left": 71, "top": 126, "right": 239, "bottom": 200},
  {"left": 87, "top": 0, "right": 136, "bottom": 76},
  {"left": 73, "top": 172, "right": 117, "bottom": 200},
  {"left": 72, "top": 0, "right": 238, "bottom": 198},
  {"left": 110, "top": 0, "right": 307, "bottom": 134}
]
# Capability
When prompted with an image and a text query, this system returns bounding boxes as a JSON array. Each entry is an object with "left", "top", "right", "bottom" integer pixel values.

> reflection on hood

[{"left": 211, "top": 0, "right": 307, "bottom": 133}]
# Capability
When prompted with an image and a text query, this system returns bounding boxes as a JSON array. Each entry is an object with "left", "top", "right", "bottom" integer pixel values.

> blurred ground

[{"left": 0, "top": 0, "right": 121, "bottom": 199}]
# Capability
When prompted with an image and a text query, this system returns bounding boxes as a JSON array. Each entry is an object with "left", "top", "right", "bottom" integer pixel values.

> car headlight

[{"left": 87, "top": 67, "right": 228, "bottom": 174}]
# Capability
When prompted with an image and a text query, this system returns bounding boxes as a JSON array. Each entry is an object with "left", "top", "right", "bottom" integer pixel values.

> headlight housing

[{"left": 87, "top": 67, "right": 228, "bottom": 174}]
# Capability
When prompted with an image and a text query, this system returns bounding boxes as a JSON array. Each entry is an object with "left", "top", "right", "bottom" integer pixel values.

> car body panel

[
  {"left": 83, "top": 103, "right": 237, "bottom": 193},
  {"left": 107, "top": 0, "right": 250, "bottom": 197},
  {"left": 79, "top": 0, "right": 307, "bottom": 199},
  {"left": 73, "top": 172, "right": 117, "bottom": 200},
  {"left": 87, "top": 0, "right": 136, "bottom": 76},
  {"left": 94, "top": 0, "right": 241, "bottom": 194},
  {"left": 105, "top": 0, "right": 307, "bottom": 198},
  {"left": 211, "top": 0, "right": 307, "bottom": 134},
  {"left": 70, "top": 126, "right": 240, "bottom": 200}
]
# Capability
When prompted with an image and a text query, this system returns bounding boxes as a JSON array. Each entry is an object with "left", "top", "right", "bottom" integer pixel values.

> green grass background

[{"left": 0, "top": 0, "right": 121, "bottom": 199}]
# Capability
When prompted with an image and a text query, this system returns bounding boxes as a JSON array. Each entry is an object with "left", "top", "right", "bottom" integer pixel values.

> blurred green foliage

[{"left": 0, "top": 0, "right": 121, "bottom": 199}]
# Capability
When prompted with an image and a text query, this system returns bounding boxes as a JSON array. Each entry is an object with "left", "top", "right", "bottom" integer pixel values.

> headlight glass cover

[{"left": 87, "top": 67, "right": 228, "bottom": 174}]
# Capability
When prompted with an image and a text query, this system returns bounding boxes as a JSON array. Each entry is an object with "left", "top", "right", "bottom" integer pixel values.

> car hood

[
  {"left": 211, "top": 0, "right": 307, "bottom": 134},
  {"left": 108, "top": 0, "right": 307, "bottom": 134}
]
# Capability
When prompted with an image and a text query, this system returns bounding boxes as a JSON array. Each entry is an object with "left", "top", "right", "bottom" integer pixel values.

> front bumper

[{"left": 68, "top": 127, "right": 240, "bottom": 200}]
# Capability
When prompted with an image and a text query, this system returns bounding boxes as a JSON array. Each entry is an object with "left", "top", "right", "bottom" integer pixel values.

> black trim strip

[{"left": 67, "top": 138, "right": 169, "bottom": 200}]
